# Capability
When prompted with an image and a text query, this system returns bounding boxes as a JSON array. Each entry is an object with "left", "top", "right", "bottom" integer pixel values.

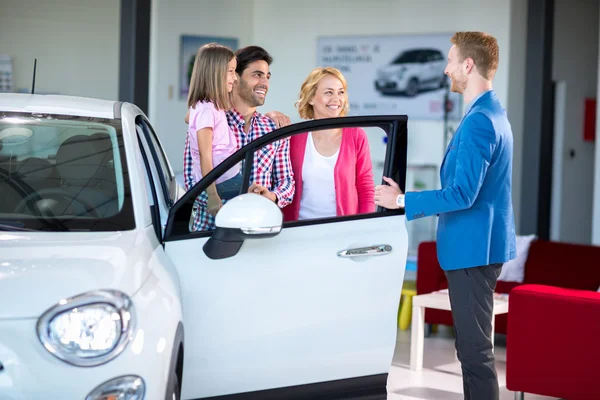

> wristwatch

[{"left": 396, "top": 194, "right": 405, "bottom": 209}]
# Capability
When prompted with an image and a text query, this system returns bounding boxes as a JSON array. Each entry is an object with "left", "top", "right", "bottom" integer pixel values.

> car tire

[{"left": 406, "top": 78, "right": 419, "bottom": 97}]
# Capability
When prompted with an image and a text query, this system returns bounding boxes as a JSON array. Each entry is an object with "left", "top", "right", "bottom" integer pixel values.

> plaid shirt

[{"left": 184, "top": 109, "right": 294, "bottom": 232}]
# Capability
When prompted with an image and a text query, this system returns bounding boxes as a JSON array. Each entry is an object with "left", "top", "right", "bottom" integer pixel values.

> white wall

[
  {"left": 0, "top": 0, "right": 120, "bottom": 100},
  {"left": 552, "top": 0, "right": 599, "bottom": 244},
  {"left": 148, "top": 0, "right": 254, "bottom": 174}
]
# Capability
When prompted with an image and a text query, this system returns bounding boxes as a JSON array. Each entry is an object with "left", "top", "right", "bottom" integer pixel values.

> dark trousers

[
  {"left": 216, "top": 172, "right": 243, "bottom": 200},
  {"left": 445, "top": 263, "right": 503, "bottom": 400}
]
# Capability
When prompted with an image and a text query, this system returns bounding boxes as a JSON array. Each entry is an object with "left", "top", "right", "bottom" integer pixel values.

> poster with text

[{"left": 317, "top": 33, "right": 462, "bottom": 120}]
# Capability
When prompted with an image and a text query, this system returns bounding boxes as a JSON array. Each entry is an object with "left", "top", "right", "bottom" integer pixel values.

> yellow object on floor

[{"left": 398, "top": 281, "right": 417, "bottom": 330}]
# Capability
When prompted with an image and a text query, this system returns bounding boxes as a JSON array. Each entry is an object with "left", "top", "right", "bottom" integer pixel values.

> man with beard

[
  {"left": 374, "top": 32, "right": 516, "bottom": 400},
  {"left": 184, "top": 45, "right": 295, "bottom": 231},
  {"left": 225, "top": 45, "right": 294, "bottom": 206}
]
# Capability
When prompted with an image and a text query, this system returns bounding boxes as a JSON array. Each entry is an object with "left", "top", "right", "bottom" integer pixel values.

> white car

[
  {"left": 0, "top": 93, "right": 409, "bottom": 400},
  {"left": 375, "top": 48, "right": 447, "bottom": 97}
]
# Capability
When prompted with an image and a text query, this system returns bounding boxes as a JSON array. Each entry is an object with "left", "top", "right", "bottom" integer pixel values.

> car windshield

[
  {"left": 392, "top": 50, "right": 421, "bottom": 64},
  {"left": 0, "top": 113, "right": 134, "bottom": 232}
]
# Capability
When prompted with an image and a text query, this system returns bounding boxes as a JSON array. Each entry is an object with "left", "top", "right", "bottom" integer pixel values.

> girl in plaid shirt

[{"left": 186, "top": 43, "right": 241, "bottom": 215}]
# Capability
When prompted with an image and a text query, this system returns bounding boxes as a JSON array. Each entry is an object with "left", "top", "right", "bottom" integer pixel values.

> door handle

[{"left": 337, "top": 244, "right": 392, "bottom": 258}]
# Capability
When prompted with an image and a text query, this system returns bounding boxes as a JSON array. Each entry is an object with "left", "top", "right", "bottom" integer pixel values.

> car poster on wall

[{"left": 317, "top": 33, "right": 462, "bottom": 120}]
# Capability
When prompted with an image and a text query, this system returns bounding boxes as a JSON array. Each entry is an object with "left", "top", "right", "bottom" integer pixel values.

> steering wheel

[{"left": 14, "top": 188, "right": 101, "bottom": 219}]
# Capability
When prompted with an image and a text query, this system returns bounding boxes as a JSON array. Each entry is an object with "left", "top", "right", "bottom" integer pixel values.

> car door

[{"left": 163, "top": 115, "right": 409, "bottom": 399}]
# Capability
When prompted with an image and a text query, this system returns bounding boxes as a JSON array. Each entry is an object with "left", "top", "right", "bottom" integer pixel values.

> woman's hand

[{"left": 207, "top": 193, "right": 223, "bottom": 216}]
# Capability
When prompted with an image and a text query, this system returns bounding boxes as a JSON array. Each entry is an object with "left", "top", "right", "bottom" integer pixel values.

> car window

[
  {"left": 185, "top": 125, "right": 394, "bottom": 234},
  {"left": 426, "top": 51, "right": 438, "bottom": 62},
  {"left": 392, "top": 50, "right": 420, "bottom": 64},
  {"left": 137, "top": 117, "right": 176, "bottom": 205},
  {"left": 0, "top": 113, "right": 134, "bottom": 231},
  {"left": 165, "top": 116, "right": 407, "bottom": 239}
]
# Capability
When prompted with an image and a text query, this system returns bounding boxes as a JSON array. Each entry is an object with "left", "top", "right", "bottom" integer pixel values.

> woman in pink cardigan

[{"left": 283, "top": 67, "right": 375, "bottom": 222}]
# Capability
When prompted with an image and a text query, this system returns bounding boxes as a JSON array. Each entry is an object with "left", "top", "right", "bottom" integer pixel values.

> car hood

[{"left": 0, "top": 230, "right": 153, "bottom": 319}]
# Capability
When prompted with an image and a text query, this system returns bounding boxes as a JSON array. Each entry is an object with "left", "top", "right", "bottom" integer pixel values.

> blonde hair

[
  {"left": 451, "top": 32, "right": 499, "bottom": 80},
  {"left": 187, "top": 43, "right": 235, "bottom": 110},
  {"left": 296, "top": 67, "right": 349, "bottom": 119}
]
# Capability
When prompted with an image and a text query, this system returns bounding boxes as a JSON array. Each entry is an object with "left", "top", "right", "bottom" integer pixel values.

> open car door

[{"left": 163, "top": 115, "right": 409, "bottom": 399}]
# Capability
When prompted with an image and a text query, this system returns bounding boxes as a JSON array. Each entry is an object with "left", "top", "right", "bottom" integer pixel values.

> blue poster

[{"left": 180, "top": 35, "right": 239, "bottom": 99}]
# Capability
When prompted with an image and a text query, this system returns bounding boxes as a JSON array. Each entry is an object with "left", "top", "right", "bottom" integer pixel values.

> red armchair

[
  {"left": 416, "top": 240, "right": 600, "bottom": 333},
  {"left": 506, "top": 284, "right": 600, "bottom": 400}
]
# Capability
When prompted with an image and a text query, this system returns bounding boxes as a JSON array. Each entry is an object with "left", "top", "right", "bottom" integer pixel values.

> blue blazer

[{"left": 405, "top": 90, "right": 516, "bottom": 270}]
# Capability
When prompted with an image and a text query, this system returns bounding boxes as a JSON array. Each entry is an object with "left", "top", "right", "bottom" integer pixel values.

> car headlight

[
  {"left": 86, "top": 375, "right": 145, "bottom": 400},
  {"left": 37, "top": 290, "right": 135, "bottom": 367}
]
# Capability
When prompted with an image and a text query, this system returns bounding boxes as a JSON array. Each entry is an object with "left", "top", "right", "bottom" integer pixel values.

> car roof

[{"left": 0, "top": 93, "right": 118, "bottom": 120}]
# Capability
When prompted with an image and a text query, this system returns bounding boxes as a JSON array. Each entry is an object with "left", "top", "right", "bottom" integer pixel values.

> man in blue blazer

[{"left": 376, "top": 32, "right": 516, "bottom": 400}]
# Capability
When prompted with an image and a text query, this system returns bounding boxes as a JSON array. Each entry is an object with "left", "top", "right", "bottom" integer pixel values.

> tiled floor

[{"left": 387, "top": 327, "right": 558, "bottom": 400}]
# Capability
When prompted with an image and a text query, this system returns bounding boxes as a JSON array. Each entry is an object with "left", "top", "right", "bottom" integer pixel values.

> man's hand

[
  {"left": 265, "top": 111, "right": 292, "bottom": 128},
  {"left": 375, "top": 176, "right": 403, "bottom": 209},
  {"left": 248, "top": 183, "right": 277, "bottom": 203}
]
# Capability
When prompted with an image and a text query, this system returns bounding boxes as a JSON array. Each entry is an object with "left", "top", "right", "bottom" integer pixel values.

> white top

[{"left": 298, "top": 133, "right": 339, "bottom": 220}]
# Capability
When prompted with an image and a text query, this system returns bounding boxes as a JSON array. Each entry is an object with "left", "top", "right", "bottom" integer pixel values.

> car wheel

[{"left": 406, "top": 78, "right": 419, "bottom": 97}]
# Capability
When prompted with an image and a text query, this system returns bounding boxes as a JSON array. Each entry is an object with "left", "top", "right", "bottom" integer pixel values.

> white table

[{"left": 409, "top": 289, "right": 509, "bottom": 371}]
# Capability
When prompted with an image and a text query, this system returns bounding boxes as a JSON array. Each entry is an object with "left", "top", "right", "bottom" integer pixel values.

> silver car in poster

[{"left": 375, "top": 48, "right": 448, "bottom": 97}]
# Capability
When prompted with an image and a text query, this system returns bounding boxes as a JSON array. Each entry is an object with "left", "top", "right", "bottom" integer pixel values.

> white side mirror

[
  {"left": 203, "top": 194, "right": 283, "bottom": 259},
  {"left": 215, "top": 193, "right": 282, "bottom": 236}
]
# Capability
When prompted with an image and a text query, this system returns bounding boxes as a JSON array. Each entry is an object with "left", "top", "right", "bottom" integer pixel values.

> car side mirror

[{"left": 202, "top": 194, "right": 283, "bottom": 260}]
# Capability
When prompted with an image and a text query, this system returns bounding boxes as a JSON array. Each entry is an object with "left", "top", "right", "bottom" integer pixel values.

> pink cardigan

[{"left": 283, "top": 127, "right": 375, "bottom": 222}]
